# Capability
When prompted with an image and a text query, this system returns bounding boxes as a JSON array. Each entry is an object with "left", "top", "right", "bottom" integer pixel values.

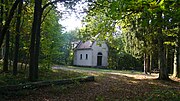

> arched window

[
  {"left": 80, "top": 54, "right": 82, "bottom": 60},
  {"left": 86, "top": 54, "right": 88, "bottom": 59},
  {"left": 97, "top": 52, "right": 102, "bottom": 56}
]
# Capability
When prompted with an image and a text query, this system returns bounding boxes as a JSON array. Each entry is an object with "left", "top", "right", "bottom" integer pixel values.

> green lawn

[
  {"left": 0, "top": 68, "right": 86, "bottom": 86},
  {"left": 66, "top": 66, "right": 143, "bottom": 74}
]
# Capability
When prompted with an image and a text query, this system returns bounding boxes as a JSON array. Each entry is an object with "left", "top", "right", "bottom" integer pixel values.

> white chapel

[{"left": 73, "top": 40, "right": 108, "bottom": 67}]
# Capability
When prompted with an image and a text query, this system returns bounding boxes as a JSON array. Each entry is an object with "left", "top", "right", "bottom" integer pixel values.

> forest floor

[{"left": 4, "top": 66, "right": 180, "bottom": 101}]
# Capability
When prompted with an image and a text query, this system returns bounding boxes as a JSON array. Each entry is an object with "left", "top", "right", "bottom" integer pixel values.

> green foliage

[
  {"left": 40, "top": 7, "right": 63, "bottom": 68},
  {"left": 58, "top": 30, "right": 79, "bottom": 65},
  {"left": 81, "top": 0, "right": 180, "bottom": 76},
  {"left": 40, "top": 7, "right": 80, "bottom": 67},
  {"left": 0, "top": 0, "right": 90, "bottom": 82},
  {"left": 108, "top": 49, "right": 142, "bottom": 70}
]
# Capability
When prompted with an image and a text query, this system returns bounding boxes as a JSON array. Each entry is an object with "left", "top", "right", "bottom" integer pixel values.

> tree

[
  {"left": 40, "top": 7, "right": 63, "bottom": 68},
  {"left": 82, "top": 0, "right": 180, "bottom": 79},
  {"left": 0, "top": 0, "right": 21, "bottom": 47},
  {"left": 3, "top": 30, "right": 9, "bottom": 72},
  {"left": 171, "top": 1, "right": 180, "bottom": 78},
  {"left": 60, "top": 30, "right": 79, "bottom": 65},
  {"left": 29, "top": 0, "right": 79, "bottom": 81},
  {"left": 0, "top": 0, "right": 4, "bottom": 29},
  {"left": 29, "top": 0, "right": 43, "bottom": 81},
  {"left": 13, "top": 0, "right": 23, "bottom": 75}
]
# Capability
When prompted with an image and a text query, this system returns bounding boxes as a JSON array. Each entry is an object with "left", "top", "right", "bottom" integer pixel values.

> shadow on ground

[{"left": 4, "top": 66, "right": 180, "bottom": 101}]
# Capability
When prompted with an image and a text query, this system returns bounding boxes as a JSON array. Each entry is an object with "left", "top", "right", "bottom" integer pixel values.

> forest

[{"left": 0, "top": 0, "right": 180, "bottom": 100}]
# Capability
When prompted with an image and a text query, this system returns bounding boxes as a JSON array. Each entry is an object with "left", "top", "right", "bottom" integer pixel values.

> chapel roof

[{"left": 76, "top": 40, "right": 94, "bottom": 49}]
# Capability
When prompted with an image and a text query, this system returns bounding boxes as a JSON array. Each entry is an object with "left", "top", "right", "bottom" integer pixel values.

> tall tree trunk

[
  {"left": 0, "top": 47, "right": 4, "bottom": 59},
  {"left": 28, "top": 0, "right": 68, "bottom": 81},
  {"left": 34, "top": 8, "right": 42, "bottom": 79},
  {"left": 144, "top": 53, "right": 149, "bottom": 74},
  {"left": 165, "top": 46, "right": 169, "bottom": 74},
  {"left": 13, "top": 0, "right": 22, "bottom": 75},
  {"left": 149, "top": 53, "right": 152, "bottom": 74},
  {"left": 9, "top": 46, "right": 13, "bottom": 67},
  {"left": 173, "top": 46, "right": 178, "bottom": 77},
  {"left": 29, "top": 0, "right": 42, "bottom": 81},
  {"left": 0, "top": 0, "right": 20, "bottom": 47},
  {"left": 0, "top": 0, "right": 4, "bottom": 59},
  {"left": 169, "top": 51, "right": 173, "bottom": 74},
  {"left": 177, "top": 46, "right": 180, "bottom": 78},
  {"left": 3, "top": 30, "right": 9, "bottom": 72},
  {"left": 177, "top": 25, "right": 180, "bottom": 78},
  {"left": 158, "top": 38, "right": 169, "bottom": 80},
  {"left": 173, "top": 25, "right": 180, "bottom": 78},
  {"left": 157, "top": 11, "right": 169, "bottom": 80},
  {"left": 0, "top": 0, "right": 4, "bottom": 29}
]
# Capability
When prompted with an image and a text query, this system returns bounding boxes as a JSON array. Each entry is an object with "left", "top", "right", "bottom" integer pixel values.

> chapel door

[{"left": 97, "top": 52, "right": 102, "bottom": 66}]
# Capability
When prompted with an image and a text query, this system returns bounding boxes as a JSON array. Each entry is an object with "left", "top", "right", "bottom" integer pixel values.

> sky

[
  {"left": 57, "top": 2, "right": 87, "bottom": 32},
  {"left": 59, "top": 13, "right": 82, "bottom": 31}
]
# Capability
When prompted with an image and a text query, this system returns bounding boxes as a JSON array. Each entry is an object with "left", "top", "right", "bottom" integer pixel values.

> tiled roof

[{"left": 76, "top": 40, "right": 94, "bottom": 49}]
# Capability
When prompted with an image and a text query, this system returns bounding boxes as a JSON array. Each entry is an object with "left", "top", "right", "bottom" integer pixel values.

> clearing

[{"left": 4, "top": 66, "right": 180, "bottom": 101}]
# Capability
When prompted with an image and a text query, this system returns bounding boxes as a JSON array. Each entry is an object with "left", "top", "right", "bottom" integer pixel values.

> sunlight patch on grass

[
  {"left": 87, "top": 72, "right": 103, "bottom": 76},
  {"left": 109, "top": 76, "right": 119, "bottom": 80},
  {"left": 67, "top": 66, "right": 142, "bottom": 74},
  {"left": 110, "top": 72, "right": 158, "bottom": 80},
  {"left": 52, "top": 69, "right": 58, "bottom": 72}
]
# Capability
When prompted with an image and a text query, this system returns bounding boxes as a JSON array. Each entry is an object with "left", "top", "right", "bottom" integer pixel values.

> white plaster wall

[
  {"left": 74, "top": 49, "right": 93, "bottom": 66},
  {"left": 73, "top": 51, "right": 77, "bottom": 65},
  {"left": 91, "top": 42, "right": 108, "bottom": 67}
]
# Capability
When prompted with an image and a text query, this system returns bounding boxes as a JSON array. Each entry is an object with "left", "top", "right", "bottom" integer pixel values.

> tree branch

[
  {"left": 42, "top": 0, "right": 81, "bottom": 11},
  {"left": 42, "top": 0, "right": 66, "bottom": 10},
  {"left": 41, "top": 6, "right": 55, "bottom": 24},
  {"left": 0, "top": 0, "right": 21, "bottom": 47}
]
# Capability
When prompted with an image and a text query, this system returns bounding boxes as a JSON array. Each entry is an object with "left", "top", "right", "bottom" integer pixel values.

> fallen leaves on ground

[{"left": 4, "top": 72, "right": 180, "bottom": 101}]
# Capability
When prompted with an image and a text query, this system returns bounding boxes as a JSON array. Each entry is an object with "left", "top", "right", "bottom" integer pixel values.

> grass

[
  {"left": 67, "top": 66, "right": 143, "bottom": 74},
  {"left": 0, "top": 65, "right": 87, "bottom": 100},
  {"left": 0, "top": 67, "right": 86, "bottom": 86},
  {"left": 38, "top": 68, "right": 86, "bottom": 80}
]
